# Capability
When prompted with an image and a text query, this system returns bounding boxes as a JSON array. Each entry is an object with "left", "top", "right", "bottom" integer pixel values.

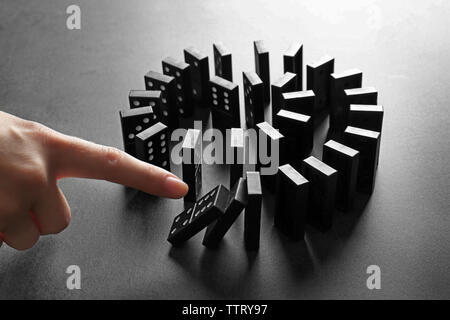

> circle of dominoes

[{"left": 118, "top": 41, "right": 383, "bottom": 249}]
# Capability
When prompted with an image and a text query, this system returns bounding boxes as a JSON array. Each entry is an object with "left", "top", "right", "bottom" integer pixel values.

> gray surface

[{"left": 1, "top": 0, "right": 450, "bottom": 299}]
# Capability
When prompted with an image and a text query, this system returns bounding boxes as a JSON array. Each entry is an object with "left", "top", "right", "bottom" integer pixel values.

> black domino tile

[
  {"left": 343, "top": 87, "right": 378, "bottom": 129},
  {"left": 213, "top": 42, "right": 232, "bottom": 82},
  {"left": 228, "top": 128, "right": 245, "bottom": 188},
  {"left": 343, "top": 126, "right": 381, "bottom": 194},
  {"left": 144, "top": 70, "right": 178, "bottom": 130},
  {"left": 128, "top": 90, "right": 162, "bottom": 118},
  {"left": 348, "top": 104, "right": 384, "bottom": 132},
  {"left": 306, "top": 55, "right": 335, "bottom": 114},
  {"left": 271, "top": 72, "right": 297, "bottom": 123},
  {"left": 167, "top": 185, "right": 230, "bottom": 246},
  {"left": 244, "top": 171, "right": 262, "bottom": 251},
  {"left": 209, "top": 75, "right": 240, "bottom": 131},
  {"left": 280, "top": 90, "right": 315, "bottom": 124},
  {"left": 254, "top": 40, "right": 270, "bottom": 105},
  {"left": 330, "top": 69, "right": 363, "bottom": 132},
  {"left": 283, "top": 42, "right": 303, "bottom": 90},
  {"left": 184, "top": 46, "right": 210, "bottom": 108},
  {"left": 256, "top": 121, "right": 285, "bottom": 192},
  {"left": 322, "top": 139, "right": 360, "bottom": 211},
  {"left": 135, "top": 122, "right": 170, "bottom": 171},
  {"left": 162, "top": 56, "right": 193, "bottom": 118},
  {"left": 274, "top": 109, "right": 313, "bottom": 164},
  {"left": 243, "top": 71, "right": 264, "bottom": 129},
  {"left": 301, "top": 156, "right": 338, "bottom": 231},
  {"left": 119, "top": 106, "right": 158, "bottom": 157},
  {"left": 274, "top": 164, "right": 309, "bottom": 241},
  {"left": 182, "top": 129, "right": 202, "bottom": 203},
  {"left": 202, "top": 177, "right": 248, "bottom": 248}
]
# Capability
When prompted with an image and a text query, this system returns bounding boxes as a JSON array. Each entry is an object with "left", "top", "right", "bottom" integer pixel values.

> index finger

[{"left": 47, "top": 132, "right": 188, "bottom": 199}]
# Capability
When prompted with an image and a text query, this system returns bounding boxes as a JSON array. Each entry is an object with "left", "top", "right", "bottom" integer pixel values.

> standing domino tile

[
  {"left": 283, "top": 43, "right": 303, "bottom": 90},
  {"left": 275, "top": 109, "right": 313, "bottom": 164},
  {"left": 343, "top": 126, "right": 381, "bottom": 194},
  {"left": 144, "top": 71, "right": 177, "bottom": 130},
  {"left": 182, "top": 129, "right": 202, "bottom": 203},
  {"left": 119, "top": 106, "right": 158, "bottom": 157},
  {"left": 184, "top": 46, "right": 210, "bottom": 108},
  {"left": 135, "top": 122, "right": 170, "bottom": 171},
  {"left": 162, "top": 57, "right": 193, "bottom": 117},
  {"left": 329, "top": 69, "right": 363, "bottom": 132},
  {"left": 274, "top": 164, "right": 309, "bottom": 241},
  {"left": 243, "top": 71, "right": 264, "bottom": 129},
  {"left": 271, "top": 72, "right": 297, "bottom": 123},
  {"left": 202, "top": 178, "right": 248, "bottom": 248},
  {"left": 210, "top": 76, "right": 240, "bottom": 131},
  {"left": 301, "top": 156, "right": 338, "bottom": 231},
  {"left": 213, "top": 42, "right": 232, "bottom": 81},
  {"left": 306, "top": 55, "right": 335, "bottom": 114},
  {"left": 348, "top": 104, "right": 384, "bottom": 132},
  {"left": 228, "top": 128, "right": 245, "bottom": 188},
  {"left": 343, "top": 87, "right": 378, "bottom": 129},
  {"left": 256, "top": 121, "right": 285, "bottom": 192},
  {"left": 128, "top": 90, "right": 162, "bottom": 114},
  {"left": 254, "top": 40, "right": 270, "bottom": 105},
  {"left": 167, "top": 185, "right": 230, "bottom": 246},
  {"left": 322, "top": 140, "right": 360, "bottom": 211},
  {"left": 280, "top": 90, "right": 315, "bottom": 124},
  {"left": 244, "top": 171, "right": 262, "bottom": 251}
]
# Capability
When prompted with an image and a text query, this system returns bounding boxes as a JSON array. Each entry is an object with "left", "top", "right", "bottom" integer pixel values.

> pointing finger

[{"left": 48, "top": 133, "right": 188, "bottom": 199}]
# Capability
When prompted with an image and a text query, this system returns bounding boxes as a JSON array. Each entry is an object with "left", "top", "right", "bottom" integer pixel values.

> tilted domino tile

[
  {"left": 329, "top": 69, "right": 363, "bottom": 132},
  {"left": 213, "top": 42, "right": 232, "bottom": 82},
  {"left": 202, "top": 177, "right": 248, "bottom": 248},
  {"left": 244, "top": 171, "right": 262, "bottom": 251},
  {"left": 243, "top": 71, "right": 264, "bottom": 129},
  {"left": 283, "top": 42, "right": 303, "bottom": 90},
  {"left": 306, "top": 55, "right": 335, "bottom": 114},
  {"left": 254, "top": 40, "right": 270, "bottom": 105},
  {"left": 162, "top": 56, "right": 193, "bottom": 117},
  {"left": 144, "top": 71, "right": 178, "bottom": 130},
  {"left": 301, "top": 156, "right": 338, "bottom": 231},
  {"left": 343, "top": 126, "right": 381, "bottom": 194},
  {"left": 322, "top": 139, "right": 360, "bottom": 211},
  {"left": 274, "top": 164, "right": 309, "bottom": 241},
  {"left": 167, "top": 185, "right": 230, "bottom": 246},
  {"left": 348, "top": 104, "right": 384, "bottom": 132},
  {"left": 135, "top": 122, "right": 170, "bottom": 171},
  {"left": 182, "top": 129, "right": 202, "bottom": 203},
  {"left": 184, "top": 46, "right": 210, "bottom": 108},
  {"left": 119, "top": 106, "right": 158, "bottom": 157}
]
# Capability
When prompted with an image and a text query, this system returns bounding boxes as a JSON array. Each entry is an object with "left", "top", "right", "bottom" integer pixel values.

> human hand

[{"left": 0, "top": 111, "right": 188, "bottom": 250}]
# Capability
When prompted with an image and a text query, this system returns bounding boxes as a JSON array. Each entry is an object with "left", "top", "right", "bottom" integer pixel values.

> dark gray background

[{"left": 1, "top": 0, "right": 449, "bottom": 299}]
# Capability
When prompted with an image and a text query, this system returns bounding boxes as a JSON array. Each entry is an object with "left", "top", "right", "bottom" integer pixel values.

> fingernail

[{"left": 165, "top": 176, "right": 189, "bottom": 198}]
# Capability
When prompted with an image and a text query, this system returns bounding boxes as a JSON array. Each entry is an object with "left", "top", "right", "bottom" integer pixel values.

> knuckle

[
  {"left": 103, "top": 146, "right": 124, "bottom": 166},
  {"left": 23, "top": 120, "right": 55, "bottom": 148}
]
